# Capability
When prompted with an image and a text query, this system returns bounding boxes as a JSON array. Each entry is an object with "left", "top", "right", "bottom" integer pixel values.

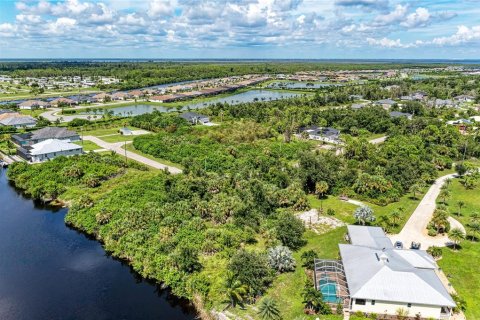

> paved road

[
  {"left": 83, "top": 136, "right": 182, "bottom": 174},
  {"left": 389, "top": 173, "right": 459, "bottom": 249}
]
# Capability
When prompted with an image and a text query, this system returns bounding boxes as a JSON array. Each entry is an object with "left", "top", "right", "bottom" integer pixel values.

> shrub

[
  {"left": 427, "top": 246, "right": 442, "bottom": 258},
  {"left": 267, "top": 245, "right": 296, "bottom": 273},
  {"left": 229, "top": 250, "right": 273, "bottom": 296},
  {"left": 274, "top": 211, "right": 306, "bottom": 250},
  {"left": 300, "top": 250, "right": 318, "bottom": 270},
  {"left": 327, "top": 208, "right": 335, "bottom": 216}
]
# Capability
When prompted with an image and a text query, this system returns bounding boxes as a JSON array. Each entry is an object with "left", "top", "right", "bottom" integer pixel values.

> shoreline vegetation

[{"left": 2, "top": 61, "right": 480, "bottom": 320}]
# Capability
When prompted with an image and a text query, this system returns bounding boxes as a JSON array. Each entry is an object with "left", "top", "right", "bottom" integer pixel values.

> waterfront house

[
  {"left": 49, "top": 97, "right": 77, "bottom": 107},
  {"left": 92, "top": 92, "right": 111, "bottom": 102},
  {"left": 111, "top": 92, "right": 130, "bottom": 101},
  {"left": 128, "top": 90, "right": 144, "bottom": 98},
  {"left": 314, "top": 226, "right": 455, "bottom": 319},
  {"left": 180, "top": 112, "right": 210, "bottom": 125},
  {"left": 18, "top": 138, "right": 83, "bottom": 162},
  {"left": 18, "top": 100, "right": 50, "bottom": 110},
  {"left": 11, "top": 127, "right": 80, "bottom": 146},
  {"left": 150, "top": 95, "right": 178, "bottom": 103}
]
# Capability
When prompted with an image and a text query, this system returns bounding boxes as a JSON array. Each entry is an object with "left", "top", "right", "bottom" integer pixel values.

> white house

[
  {"left": 18, "top": 100, "right": 50, "bottom": 110},
  {"left": 24, "top": 139, "right": 83, "bottom": 162},
  {"left": 0, "top": 115, "right": 37, "bottom": 128},
  {"left": 314, "top": 226, "right": 455, "bottom": 320}
]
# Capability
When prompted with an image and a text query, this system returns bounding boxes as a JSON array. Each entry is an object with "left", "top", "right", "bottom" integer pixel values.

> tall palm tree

[
  {"left": 449, "top": 228, "right": 465, "bottom": 250},
  {"left": 457, "top": 201, "right": 465, "bottom": 216},
  {"left": 258, "top": 297, "right": 282, "bottom": 320},
  {"left": 315, "top": 181, "right": 329, "bottom": 212},
  {"left": 409, "top": 183, "right": 421, "bottom": 199},
  {"left": 467, "top": 223, "right": 480, "bottom": 241}
]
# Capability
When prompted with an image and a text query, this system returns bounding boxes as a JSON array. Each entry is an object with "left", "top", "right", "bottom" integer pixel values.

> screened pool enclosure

[{"left": 313, "top": 259, "right": 350, "bottom": 307}]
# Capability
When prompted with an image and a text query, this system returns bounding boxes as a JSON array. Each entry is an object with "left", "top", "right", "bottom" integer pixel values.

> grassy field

[
  {"left": 123, "top": 143, "right": 183, "bottom": 170},
  {"left": 73, "top": 140, "right": 102, "bottom": 152},
  {"left": 307, "top": 186, "right": 427, "bottom": 233},
  {"left": 437, "top": 177, "right": 480, "bottom": 319}
]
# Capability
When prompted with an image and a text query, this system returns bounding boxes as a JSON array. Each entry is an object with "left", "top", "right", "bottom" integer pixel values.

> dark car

[
  {"left": 410, "top": 241, "right": 421, "bottom": 250},
  {"left": 394, "top": 241, "right": 403, "bottom": 249}
]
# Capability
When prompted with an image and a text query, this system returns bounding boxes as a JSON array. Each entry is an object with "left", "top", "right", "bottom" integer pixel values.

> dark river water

[{"left": 0, "top": 168, "right": 196, "bottom": 320}]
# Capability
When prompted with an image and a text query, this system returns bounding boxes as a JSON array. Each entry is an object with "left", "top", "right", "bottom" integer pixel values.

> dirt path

[{"left": 82, "top": 136, "right": 182, "bottom": 174}]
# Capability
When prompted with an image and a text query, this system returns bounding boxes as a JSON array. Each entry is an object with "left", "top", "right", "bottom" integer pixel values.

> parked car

[
  {"left": 410, "top": 241, "right": 421, "bottom": 250},
  {"left": 394, "top": 241, "right": 403, "bottom": 249}
]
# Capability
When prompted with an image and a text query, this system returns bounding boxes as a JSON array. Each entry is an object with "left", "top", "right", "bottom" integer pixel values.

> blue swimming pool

[{"left": 319, "top": 277, "right": 341, "bottom": 303}]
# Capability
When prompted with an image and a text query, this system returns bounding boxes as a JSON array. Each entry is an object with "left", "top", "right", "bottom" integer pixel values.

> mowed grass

[
  {"left": 437, "top": 177, "right": 480, "bottom": 319},
  {"left": 307, "top": 187, "right": 426, "bottom": 233},
  {"left": 73, "top": 140, "right": 102, "bottom": 151}
]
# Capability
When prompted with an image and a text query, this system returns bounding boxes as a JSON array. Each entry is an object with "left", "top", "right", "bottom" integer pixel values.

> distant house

[
  {"left": 0, "top": 115, "right": 37, "bottom": 128},
  {"left": 314, "top": 225, "right": 455, "bottom": 319},
  {"left": 111, "top": 92, "right": 130, "bottom": 101},
  {"left": 50, "top": 97, "right": 77, "bottom": 107},
  {"left": 0, "top": 110, "right": 21, "bottom": 121},
  {"left": 18, "top": 100, "right": 50, "bottom": 110},
  {"left": 129, "top": 90, "right": 144, "bottom": 98},
  {"left": 298, "top": 126, "right": 341, "bottom": 144},
  {"left": 119, "top": 127, "right": 133, "bottom": 135},
  {"left": 389, "top": 111, "right": 413, "bottom": 120},
  {"left": 349, "top": 94, "right": 363, "bottom": 100},
  {"left": 17, "top": 139, "right": 83, "bottom": 162},
  {"left": 453, "top": 95, "right": 475, "bottom": 103},
  {"left": 150, "top": 95, "right": 178, "bottom": 103},
  {"left": 11, "top": 127, "right": 80, "bottom": 146},
  {"left": 433, "top": 99, "right": 455, "bottom": 108},
  {"left": 180, "top": 112, "right": 210, "bottom": 125},
  {"left": 92, "top": 93, "right": 111, "bottom": 102},
  {"left": 374, "top": 99, "right": 396, "bottom": 109}
]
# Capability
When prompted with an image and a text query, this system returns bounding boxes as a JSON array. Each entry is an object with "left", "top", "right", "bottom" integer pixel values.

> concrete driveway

[
  {"left": 83, "top": 136, "right": 182, "bottom": 174},
  {"left": 389, "top": 173, "right": 464, "bottom": 249}
]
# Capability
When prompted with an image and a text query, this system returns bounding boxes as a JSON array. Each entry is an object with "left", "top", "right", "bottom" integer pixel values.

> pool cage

[{"left": 313, "top": 259, "right": 350, "bottom": 308}]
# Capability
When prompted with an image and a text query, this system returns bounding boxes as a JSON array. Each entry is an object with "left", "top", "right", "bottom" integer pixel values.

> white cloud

[
  {"left": 148, "top": 0, "right": 175, "bottom": 17},
  {"left": 366, "top": 37, "right": 413, "bottom": 48},
  {"left": 0, "top": 23, "right": 17, "bottom": 37},
  {"left": 401, "top": 7, "right": 430, "bottom": 28},
  {"left": 374, "top": 4, "right": 407, "bottom": 26},
  {"left": 432, "top": 25, "right": 480, "bottom": 46}
]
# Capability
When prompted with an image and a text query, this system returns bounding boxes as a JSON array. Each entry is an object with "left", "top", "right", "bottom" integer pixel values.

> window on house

[
  {"left": 407, "top": 303, "right": 412, "bottom": 308},
  {"left": 356, "top": 299, "right": 366, "bottom": 305},
  {"left": 371, "top": 300, "right": 376, "bottom": 305}
]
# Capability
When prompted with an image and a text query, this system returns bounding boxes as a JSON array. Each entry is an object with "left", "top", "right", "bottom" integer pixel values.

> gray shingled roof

[
  {"left": 0, "top": 116, "right": 37, "bottom": 126},
  {"left": 30, "top": 127, "right": 78, "bottom": 140}
]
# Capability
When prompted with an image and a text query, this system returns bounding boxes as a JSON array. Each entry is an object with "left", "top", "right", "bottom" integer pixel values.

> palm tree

[
  {"left": 439, "top": 189, "right": 451, "bottom": 205},
  {"left": 390, "top": 210, "right": 401, "bottom": 227},
  {"left": 467, "top": 223, "right": 480, "bottom": 241},
  {"left": 257, "top": 297, "right": 282, "bottom": 320},
  {"left": 471, "top": 212, "right": 480, "bottom": 224},
  {"left": 225, "top": 272, "right": 248, "bottom": 308},
  {"left": 457, "top": 201, "right": 465, "bottom": 216},
  {"left": 409, "top": 183, "right": 421, "bottom": 199},
  {"left": 449, "top": 228, "right": 465, "bottom": 250},
  {"left": 315, "top": 181, "right": 329, "bottom": 212}
]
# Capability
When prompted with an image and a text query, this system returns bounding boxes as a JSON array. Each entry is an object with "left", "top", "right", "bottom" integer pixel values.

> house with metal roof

[
  {"left": 314, "top": 226, "right": 455, "bottom": 319},
  {"left": 389, "top": 111, "right": 413, "bottom": 120},
  {"left": 17, "top": 139, "right": 83, "bottom": 162},
  {"left": 180, "top": 112, "right": 211, "bottom": 125}
]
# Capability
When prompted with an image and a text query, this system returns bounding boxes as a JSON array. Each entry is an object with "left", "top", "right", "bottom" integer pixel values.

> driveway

[
  {"left": 83, "top": 136, "right": 182, "bottom": 174},
  {"left": 389, "top": 173, "right": 461, "bottom": 248}
]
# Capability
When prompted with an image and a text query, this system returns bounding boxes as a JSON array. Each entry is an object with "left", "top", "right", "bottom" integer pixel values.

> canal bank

[{"left": 0, "top": 168, "right": 196, "bottom": 320}]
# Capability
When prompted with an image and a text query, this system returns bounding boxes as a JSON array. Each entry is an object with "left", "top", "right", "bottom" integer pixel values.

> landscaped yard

[
  {"left": 73, "top": 140, "right": 102, "bottom": 152},
  {"left": 437, "top": 177, "right": 480, "bottom": 319}
]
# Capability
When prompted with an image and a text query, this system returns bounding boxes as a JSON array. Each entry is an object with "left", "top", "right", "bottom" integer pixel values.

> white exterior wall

[
  {"left": 31, "top": 148, "right": 83, "bottom": 163},
  {"left": 350, "top": 298, "right": 448, "bottom": 319}
]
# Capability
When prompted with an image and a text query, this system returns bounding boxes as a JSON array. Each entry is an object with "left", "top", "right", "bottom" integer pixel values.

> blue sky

[{"left": 0, "top": 0, "right": 479, "bottom": 59}]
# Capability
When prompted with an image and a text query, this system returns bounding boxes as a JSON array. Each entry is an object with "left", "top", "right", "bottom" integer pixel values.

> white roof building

[
  {"left": 315, "top": 226, "right": 455, "bottom": 319},
  {"left": 27, "top": 139, "right": 83, "bottom": 162}
]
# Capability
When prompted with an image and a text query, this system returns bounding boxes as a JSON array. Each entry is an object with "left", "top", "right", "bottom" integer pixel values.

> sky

[{"left": 0, "top": 0, "right": 479, "bottom": 59}]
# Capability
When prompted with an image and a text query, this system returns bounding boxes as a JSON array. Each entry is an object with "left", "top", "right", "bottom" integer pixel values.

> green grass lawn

[
  {"left": 100, "top": 134, "right": 136, "bottom": 143},
  {"left": 437, "top": 178, "right": 480, "bottom": 319},
  {"left": 73, "top": 140, "right": 102, "bottom": 152},
  {"left": 307, "top": 187, "right": 426, "bottom": 233},
  {"left": 80, "top": 126, "right": 136, "bottom": 137}
]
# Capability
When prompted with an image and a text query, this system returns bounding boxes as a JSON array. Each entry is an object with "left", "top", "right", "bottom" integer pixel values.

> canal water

[
  {"left": 86, "top": 89, "right": 305, "bottom": 117},
  {"left": 0, "top": 168, "right": 196, "bottom": 320}
]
